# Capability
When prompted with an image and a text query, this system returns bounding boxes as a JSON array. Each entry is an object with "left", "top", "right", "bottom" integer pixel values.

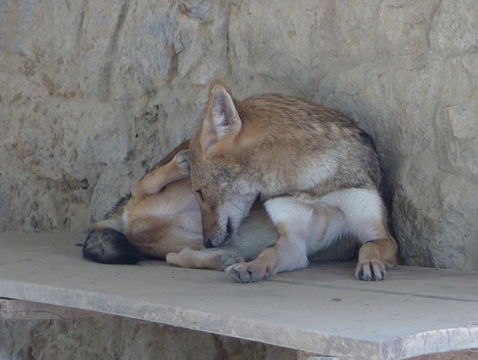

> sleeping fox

[
  {"left": 82, "top": 140, "right": 277, "bottom": 270},
  {"left": 82, "top": 141, "right": 356, "bottom": 270},
  {"left": 188, "top": 80, "right": 398, "bottom": 282}
]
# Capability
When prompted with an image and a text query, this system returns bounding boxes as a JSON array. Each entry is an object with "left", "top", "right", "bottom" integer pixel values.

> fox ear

[{"left": 200, "top": 82, "right": 241, "bottom": 153}]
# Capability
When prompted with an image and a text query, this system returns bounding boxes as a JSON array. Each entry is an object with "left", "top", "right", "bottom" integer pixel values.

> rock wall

[{"left": 1, "top": 0, "right": 477, "bottom": 270}]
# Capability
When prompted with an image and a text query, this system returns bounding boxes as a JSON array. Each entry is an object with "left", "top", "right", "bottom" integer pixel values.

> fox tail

[{"left": 82, "top": 229, "right": 145, "bottom": 265}]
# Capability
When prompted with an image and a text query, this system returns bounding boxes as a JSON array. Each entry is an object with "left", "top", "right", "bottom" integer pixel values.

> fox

[
  {"left": 83, "top": 141, "right": 357, "bottom": 269},
  {"left": 188, "top": 80, "right": 398, "bottom": 282},
  {"left": 83, "top": 140, "right": 275, "bottom": 269}
]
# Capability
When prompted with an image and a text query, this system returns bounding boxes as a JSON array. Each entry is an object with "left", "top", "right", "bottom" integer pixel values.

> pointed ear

[{"left": 200, "top": 82, "right": 241, "bottom": 153}]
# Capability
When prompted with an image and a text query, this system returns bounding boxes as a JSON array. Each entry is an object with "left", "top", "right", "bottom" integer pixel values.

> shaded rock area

[
  {"left": 0, "top": 314, "right": 295, "bottom": 360},
  {"left": 1, "top": 0, "right": 477, "bottom": 269}
]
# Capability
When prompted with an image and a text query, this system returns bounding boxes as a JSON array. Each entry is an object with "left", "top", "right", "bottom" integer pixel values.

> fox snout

[{"left": 203, "top": 217, "right": 233, "bottom": 248}]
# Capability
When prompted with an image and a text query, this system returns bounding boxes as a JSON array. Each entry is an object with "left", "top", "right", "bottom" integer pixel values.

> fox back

[{"left": 190, "top": 81, "right": 381, "bottom": 247}]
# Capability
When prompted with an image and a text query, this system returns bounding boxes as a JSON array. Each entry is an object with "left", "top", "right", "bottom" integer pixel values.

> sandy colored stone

[{"left": 0, "top": 304, "right": 296, "bottom": 360}]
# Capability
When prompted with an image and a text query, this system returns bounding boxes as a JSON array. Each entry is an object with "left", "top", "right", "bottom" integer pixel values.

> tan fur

[
  {"left": 166, "top": 248, "right": 233, "bottom": 270},
  {"left": 87, "top": 82, "right": 391, "bottom": 276},
  {"left": 116, "top": 153, "right": 204, "bottom": 260},
  {"left": 189, "top": 80, "right": 398, "bottom": 282},
  {"left": 86, "top": 138, "right": 357, "bottom": 270},
  {"left": 130, "top": 141, "right": 190, "bottom": 197},
  {"left": 86, "top": 141, "right": 275, "bottom": 268}
]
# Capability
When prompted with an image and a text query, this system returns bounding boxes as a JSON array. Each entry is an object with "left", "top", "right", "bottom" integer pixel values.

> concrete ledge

[{"left": 0, "top": 232, "right": 477, "bottom": 360}]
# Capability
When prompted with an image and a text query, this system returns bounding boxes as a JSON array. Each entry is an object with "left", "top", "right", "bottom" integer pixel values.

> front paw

[
  {"left": 175, "top": 149, "right": 190, "bottom": 172},
  {"left": 355, "top": 260, "right": 387, "bottom": 281},
  {"left": 165, "top": 248, "right": 193, "bottom": 267},
  {"left": 226, "top": 263, "right": 269, "bottom": 283},
  {"left": 165, "top": 251, "right": 181, "bottom": 267}
]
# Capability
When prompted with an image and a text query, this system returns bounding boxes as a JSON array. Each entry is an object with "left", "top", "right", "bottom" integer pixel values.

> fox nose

[{"left": 203, "top": 238, "right": 213, "bottom": 248}]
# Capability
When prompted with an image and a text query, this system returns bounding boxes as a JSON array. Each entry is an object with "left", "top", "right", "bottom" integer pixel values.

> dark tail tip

[{"left": 83, "top": 229, "right": 145, "bottom": 265}]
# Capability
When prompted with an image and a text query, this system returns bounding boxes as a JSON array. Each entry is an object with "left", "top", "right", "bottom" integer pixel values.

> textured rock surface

[
  {"left": 1, "top": 0, "right": 477, "bottom": 269},
  {"left": 0, "top": 316, "right": 475, "bottom": 360},
  {"left": 0, "top": 299, "right": 475, "bottom": 360},
  {"left": 0, "top": 312, "right": 295, "bottom": 360}
]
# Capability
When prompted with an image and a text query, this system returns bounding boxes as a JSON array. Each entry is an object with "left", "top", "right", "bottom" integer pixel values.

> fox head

[{"left": 190, "top": 81, "right": 259, "bottom": 248}]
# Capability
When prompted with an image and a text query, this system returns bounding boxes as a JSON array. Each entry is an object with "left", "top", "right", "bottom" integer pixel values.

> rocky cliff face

[
  {"left": 0, "top": 310, "right": 295, "bottom": 360},
  {"left": 1, "top": 0, "right": 477, "bottom": 270}
]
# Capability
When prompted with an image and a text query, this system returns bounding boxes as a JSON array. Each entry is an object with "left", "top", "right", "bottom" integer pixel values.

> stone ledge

[{"left": 0, "top": 232, "right": 477, "bottom": 360}]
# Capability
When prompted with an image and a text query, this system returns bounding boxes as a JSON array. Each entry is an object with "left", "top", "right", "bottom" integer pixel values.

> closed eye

[{"left": 195, "top": 189, "right": 204, "bottom": 201}]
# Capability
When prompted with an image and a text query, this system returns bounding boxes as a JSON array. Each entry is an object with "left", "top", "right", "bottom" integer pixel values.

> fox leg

[
  {"left": 130, "top": 150, "right": 189, "bottom": 197},
  {"left": 355, "top": 237, "right": 398, "bottom": 281},
  {"left": 166, "top": 248, "right": 243, "bottom": 270},
  {"left": 321, "top": 188, "right": 398, "bottom": 281},
  {"left": 226, "top": 197, "right": 313, "bottom": 283}
]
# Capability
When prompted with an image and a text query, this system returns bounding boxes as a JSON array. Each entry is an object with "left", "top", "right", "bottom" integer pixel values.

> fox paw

[
  {"left": 175, "top": 149, "right": 190, "bottom": 172},
  {"left": 355, "top": 260, "right": 387, "bottom": 281},
  {"left": 165, "top": 248, "right": 194, "bottom": 268},
  {"left": 226, "top": 263, "right": 269, "bottom": 283},
  {"left": 165, "top": 252, "right": 182, "bottom": 267},
  {"left": 216, "top": 254, "right": 244, "bottom": 271}
]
